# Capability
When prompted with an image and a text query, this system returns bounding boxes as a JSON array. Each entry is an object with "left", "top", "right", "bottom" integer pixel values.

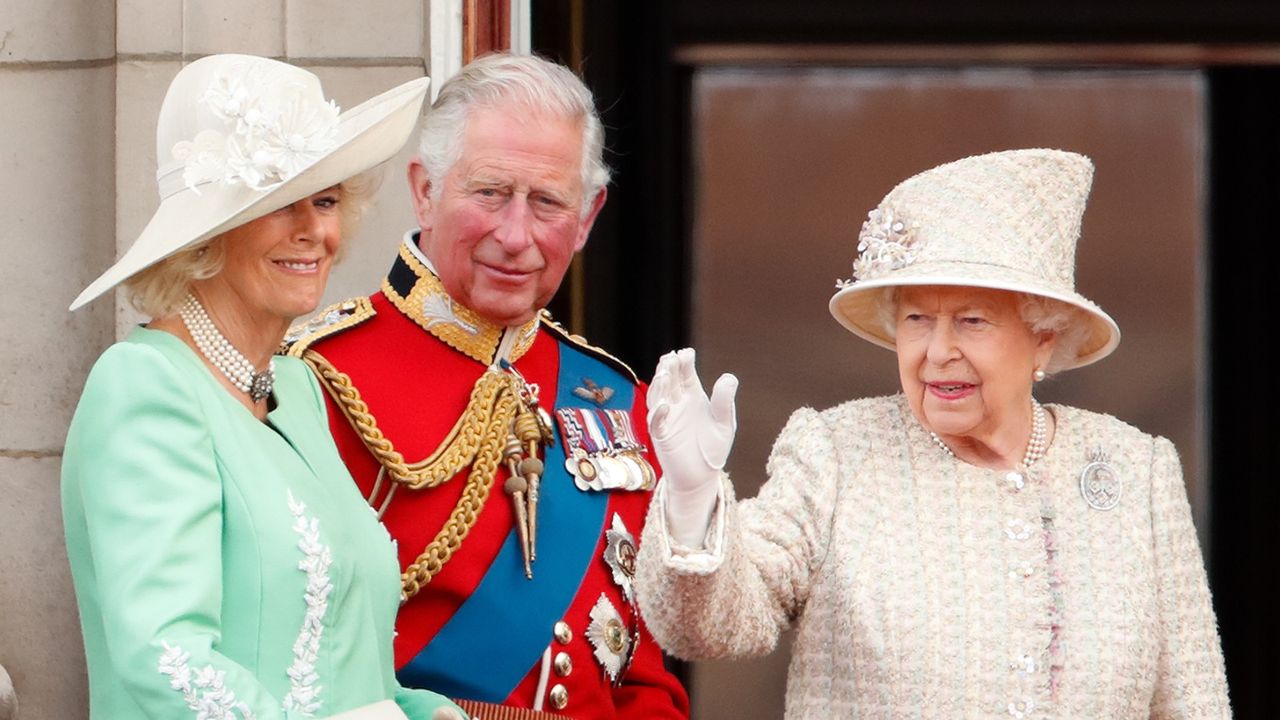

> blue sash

[{"left": 397, "top": 343, "right": 629, "bottom": 701}]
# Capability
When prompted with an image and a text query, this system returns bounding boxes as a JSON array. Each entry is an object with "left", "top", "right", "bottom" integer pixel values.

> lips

[
  {"left": 479, "top": 262, "right": 536, "bottom": 281},
  {"left": 926, "top": 381, "right": 976, "bottom": 400},
  {"left": 273, "top": 259, "right": 321, "bottom": 272}
]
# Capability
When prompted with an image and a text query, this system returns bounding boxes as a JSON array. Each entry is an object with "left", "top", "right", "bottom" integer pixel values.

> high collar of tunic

[{"left": 382, "top": 234, "right": 541, "bottom": 366}]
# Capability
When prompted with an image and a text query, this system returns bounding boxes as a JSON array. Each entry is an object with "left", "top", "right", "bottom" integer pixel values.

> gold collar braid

[{"left": 382, "top": 243, "right": 539, "bottom": 365}]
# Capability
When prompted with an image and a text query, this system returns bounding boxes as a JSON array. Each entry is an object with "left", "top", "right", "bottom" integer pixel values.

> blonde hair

[{"left": 125, "top": 172, "right": 381, "bottom": 318}]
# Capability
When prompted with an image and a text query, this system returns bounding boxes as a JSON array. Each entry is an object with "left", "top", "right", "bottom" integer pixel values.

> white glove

[{"left": 647, "top": 348, "right": 738, "bottom": 546}]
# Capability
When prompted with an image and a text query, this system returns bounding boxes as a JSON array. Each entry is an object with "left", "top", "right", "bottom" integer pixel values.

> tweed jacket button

[
  {"left": 1008, "top": 697, "right": 1035, "bottom": 718},
  {"left": 1005, "top": 518, "right": 1034, "bottom": 541}
]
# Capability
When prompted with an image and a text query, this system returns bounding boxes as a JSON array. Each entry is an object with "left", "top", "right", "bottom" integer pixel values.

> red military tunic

[{"left": 285, "top": 238, "right": 689, "bottom": 720}]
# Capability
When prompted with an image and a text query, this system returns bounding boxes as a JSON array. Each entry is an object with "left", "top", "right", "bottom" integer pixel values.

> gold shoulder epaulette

[
  {"left": 538, "top": 309, "right": 639, "bottom": 384},
  {"left": 280, "top": 296, "right": 376, "bottom": 357}
]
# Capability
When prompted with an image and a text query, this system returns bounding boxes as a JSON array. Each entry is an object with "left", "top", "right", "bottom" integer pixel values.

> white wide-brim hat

[
  {"left": 70, "top": 54, "right": 430, "bottom": 311},
  {"left": 828, "top": 148, "right": 1121, "bottom": 371}
]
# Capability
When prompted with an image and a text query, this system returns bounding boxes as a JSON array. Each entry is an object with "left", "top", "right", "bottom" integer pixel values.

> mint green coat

[{"left": 62, "top": 327, "right": 462, "bottom": 719}]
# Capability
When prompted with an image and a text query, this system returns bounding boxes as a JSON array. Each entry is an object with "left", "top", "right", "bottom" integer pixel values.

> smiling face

[
  {"left": 193, "top": 187, "right": 343, "bottom": 336},
  {"left": 895, "top": 285, "right": 1056, "bottom": 450},
  {"left": 410, "top": 103, "right": 606, "bottom": 326}
]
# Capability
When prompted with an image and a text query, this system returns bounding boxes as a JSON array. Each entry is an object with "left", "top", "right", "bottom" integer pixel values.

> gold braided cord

[
  {"left": 302, "top": 348, "right": 518, "bottom": 490},
  {"left": 399, "top": 387, "right": 516, "bottom": 600},
  {"left": 301, "top": 348, "right": 527, "bottom": 599}
]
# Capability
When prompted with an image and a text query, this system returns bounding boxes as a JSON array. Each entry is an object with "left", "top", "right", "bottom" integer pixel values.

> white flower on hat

[
  {"left": 256, "top": 89, "right": 342, "bottom": 178},
  {"left": 171, "top": 130, "right": 229, "bottom": 195},
  {"left": 171, "top": 62, "right": 341, "bottom": 194},
  {"left": 850, "top": 206, "right": 919, "bottom": 282}
]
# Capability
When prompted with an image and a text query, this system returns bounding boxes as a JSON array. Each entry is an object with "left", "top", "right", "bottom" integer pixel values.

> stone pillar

[{"left": 0, "top": 0, "right": 116, "bottom": 717}]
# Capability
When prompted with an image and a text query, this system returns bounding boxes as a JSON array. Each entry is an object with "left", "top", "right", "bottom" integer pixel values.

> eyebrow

[{"left": 898, "top": 298, "right": 1002, "bottom": 314}]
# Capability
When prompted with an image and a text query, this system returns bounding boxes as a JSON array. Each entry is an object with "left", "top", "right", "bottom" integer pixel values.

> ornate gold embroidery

[
  {"left": 281, "top": 296, "right": 375, "bottom": 357},
  {"left": 382, "top": 244, "right": 538, "bottom": 365}
]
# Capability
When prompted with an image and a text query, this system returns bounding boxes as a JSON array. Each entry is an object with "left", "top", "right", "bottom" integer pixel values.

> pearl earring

[{"left": 1033, "top": 368, "right": 1046, "bottom": 382}]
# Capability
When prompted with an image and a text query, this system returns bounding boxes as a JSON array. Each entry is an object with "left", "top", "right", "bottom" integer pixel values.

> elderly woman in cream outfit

[{"left": 637, "top": 149, "right": 1230, "bottom": 718}]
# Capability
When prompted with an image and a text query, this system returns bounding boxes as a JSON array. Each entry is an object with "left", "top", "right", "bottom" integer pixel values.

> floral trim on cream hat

[
  {"left": 71, "top": 54, "right": 430, "bottom": 311},
  {"left": 829, "top": 148, "right": 1121, "bottom": 371}
]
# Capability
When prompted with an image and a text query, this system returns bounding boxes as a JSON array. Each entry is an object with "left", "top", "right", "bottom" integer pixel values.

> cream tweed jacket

[{"left": 636, "top": 395, "right": 1230, "bottom": 719}]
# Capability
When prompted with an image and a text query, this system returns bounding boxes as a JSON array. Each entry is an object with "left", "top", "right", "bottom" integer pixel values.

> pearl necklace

[
  {"left": 179, "top": 293, "right": 275, "bottom": 402},
  {"left": 929, "top": 399, "right": 1048, "bottom": 469}
]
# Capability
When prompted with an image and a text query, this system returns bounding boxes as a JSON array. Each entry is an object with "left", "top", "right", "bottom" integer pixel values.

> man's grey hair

[{"left": 417, "top": 52, "right": 610, "bottom": 216}]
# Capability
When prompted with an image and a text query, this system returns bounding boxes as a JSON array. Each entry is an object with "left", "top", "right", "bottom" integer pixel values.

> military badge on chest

[
  {"left": 556, "top": 405, "right": 656, "bottom": 492},
  {"left": 585, "top": 514, "right": 641, "bottom": 684}
]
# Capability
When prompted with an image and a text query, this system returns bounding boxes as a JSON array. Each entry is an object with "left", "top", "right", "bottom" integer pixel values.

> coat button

[
  {"left": 554, "top": 651, "right": 573, "bottom": 677},
  {"left": 554, "top": 621, "right": 572, "bottom": 645},
  {"left": 549, "top": 683, "right": 569, "bottom": 710}
]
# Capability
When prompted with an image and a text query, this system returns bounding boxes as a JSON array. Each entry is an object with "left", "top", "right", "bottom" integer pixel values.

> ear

[
  {"left": 407, "top": 158, "right": 434, "bottom": 231},
  {"left": 1034, "top": 331, "right": 1058, "bottom": 374},
  {"left": 573, "top": 187, "right": 607, "bottom": 252}
]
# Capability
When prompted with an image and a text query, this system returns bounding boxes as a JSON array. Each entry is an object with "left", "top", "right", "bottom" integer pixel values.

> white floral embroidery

[
  {"left": 157, "top": 642, "right": 257, "bottom": 719},
  {"left": 171, "top": 62, "right": 340, "bottom": 194},
  {"left": 421, "top": 293, "right": 478, "bottom": 335},
  {"left": 283, "top": 491, "right": 333, "bottom": 716},
  {"left": 849, "top": 206, "right": 920, "bottom": 282}
]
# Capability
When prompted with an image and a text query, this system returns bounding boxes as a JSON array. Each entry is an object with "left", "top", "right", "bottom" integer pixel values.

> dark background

[{"left": 532, "top": 2, "right": 1279, "bottom": 716}]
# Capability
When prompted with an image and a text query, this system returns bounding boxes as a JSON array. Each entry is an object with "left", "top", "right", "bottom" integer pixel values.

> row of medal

[{"left": 556, "top": 408, "right": 656, "bottom": 493}]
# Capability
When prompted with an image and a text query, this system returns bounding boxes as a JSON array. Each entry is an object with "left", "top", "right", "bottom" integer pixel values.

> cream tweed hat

[
  {"left": 71, "top": 54, "right": 430, "bottom": 311},
  {"left": 829, "top": 148, "right": 1120, "bottom": 370}
]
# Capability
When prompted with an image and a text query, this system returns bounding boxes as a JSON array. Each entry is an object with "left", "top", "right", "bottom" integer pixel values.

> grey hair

[
  {"left": 875, "top": 286, "right": 1090, "bottom": 374},
  {"left": 125, "top": 173, "right": 380, "bottom": 318},
  {"left": 417, "top": 52, "right": 610, "bottom": 217}
]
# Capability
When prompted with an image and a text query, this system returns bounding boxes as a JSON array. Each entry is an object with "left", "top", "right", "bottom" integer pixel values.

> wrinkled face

[
  {"left": 410, "top": 104, "right": 605, "bottom": 326},
  {"left": 196, "top": 188, "right": 343, "bottom": 331},
  {"left": 895, "top": 285, "right": 1055, "bottom": 445}
]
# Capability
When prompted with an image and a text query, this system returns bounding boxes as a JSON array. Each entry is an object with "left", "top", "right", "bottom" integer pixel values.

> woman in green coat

[{"left": 63, "top": 54, "right": 465, "bottom": 720}]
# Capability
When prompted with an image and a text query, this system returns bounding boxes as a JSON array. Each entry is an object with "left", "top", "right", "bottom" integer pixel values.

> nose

[
  {"left": 493, "top": 195, "right": 534, "bottom": 253},
  {"left": 925, "top": 320, "right": 960, "bottom": 365},
  {"left": 278, "top": 198, "right": 329, "bottom": 245}
]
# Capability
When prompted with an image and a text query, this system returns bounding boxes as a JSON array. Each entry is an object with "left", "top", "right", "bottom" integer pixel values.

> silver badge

[
  {"left": 585, "top": 593, "right": 632, "bottom": 684},
  {"left": 1079, "top": 446, "right": 1122, "bottom": 511},
  {"left": 603, "top": 514, "right": 638, "bottom": 602}
]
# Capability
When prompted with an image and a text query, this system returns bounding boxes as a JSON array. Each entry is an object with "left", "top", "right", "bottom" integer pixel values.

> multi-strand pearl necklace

[
  {"left": 179, "top": 293, "right": 275, "bottom": 402},
  {"left": 930, "top": 398, "right": 1048, "bottom": 469}
]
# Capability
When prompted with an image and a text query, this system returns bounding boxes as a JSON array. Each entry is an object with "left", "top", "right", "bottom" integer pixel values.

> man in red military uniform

[{"left": 285, "top": 53, "right": 689, "bottom": 720}]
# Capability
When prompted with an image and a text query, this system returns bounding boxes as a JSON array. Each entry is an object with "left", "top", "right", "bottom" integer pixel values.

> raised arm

[{"left": 636, "top": 349, "right": 841, "bottom": 660}]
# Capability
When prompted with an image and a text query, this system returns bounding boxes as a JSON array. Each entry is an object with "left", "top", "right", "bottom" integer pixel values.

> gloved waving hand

[{"left": 646, "top": 348, "right": 739, "bottom": 547}]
